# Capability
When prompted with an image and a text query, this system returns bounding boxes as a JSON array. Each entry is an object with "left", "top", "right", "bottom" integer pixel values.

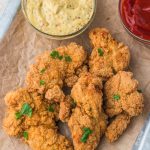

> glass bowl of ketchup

[{"left": 119, "top": 0, "right": 150, "bottom": 44}]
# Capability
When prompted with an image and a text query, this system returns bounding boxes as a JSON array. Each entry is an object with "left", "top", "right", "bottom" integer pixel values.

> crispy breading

[
  {"left": 45, "top": 85, "right": 65, "bottom": 102},
  {"left": 59, "top": 95, "right": 72, "bottom": 122},
  {"left": 105, "top": 113, "right": 131, "bottom": 142},
  {"left": 3, "top": 88, "right": 73, "bottom": 150},
  {"left": 3, "top": 89, "right": 56, "bottom": 135},
  {"left": 99, "top": 111, "right": 108, "bottom": 137},
  {"left": 89, "top": 28, "right": 130, "bottom": 79},
  {"left": 68, "top": 73, "right": 103, "bottom": 150},
  {"left": 57, "top": 43, "right": 87, "bottom": 86},
  {"left": 104, "top": 71, "right": 144, "bottom": 117},
  {"left": 65, "top": 65, "right": 88, "bottom": 87},
  {"left": 27, "top": 126, "right": 73, "bottom": 150},
  {"left": 26, "top": 42, "right": 87, "bottom": 93}
]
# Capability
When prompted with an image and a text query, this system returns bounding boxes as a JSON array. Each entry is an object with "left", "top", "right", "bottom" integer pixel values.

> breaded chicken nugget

[
  {"left": 105, "top": 113, "right": 131, "bottom": 142},
  {"left": 104, "top": 71, "right": 144, "bottom": 117},
  {"left": 89, "top": 28, "right": 130, "bottom": 79},
  {"left": 3, "top": 88, "right": 73, "bottom": 150},
  {"left": 68, "top": 73, "right": 103, "bottom": 150},
  {"left": 26, "top": 43, "right": 87, "bottom": 94}
]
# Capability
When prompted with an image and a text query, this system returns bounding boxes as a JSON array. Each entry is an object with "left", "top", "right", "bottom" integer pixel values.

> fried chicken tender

[
  {"left": 105, "top": 113, "right": 131, "bottom": 142},
  {"left": 3, "top": 88, "right": 73, "bottom": 150},
  {"left": 89, "top": 28, "right": 130, "bottom": 79},
  {"left": 68, "top": 73, "right": 103, "bottom": 150},
  {"left": 26, "top": 42, "right": 87, "bottom": 94},
  {"left": 104, "top": 71, "right": 144, "bottom": 117}
]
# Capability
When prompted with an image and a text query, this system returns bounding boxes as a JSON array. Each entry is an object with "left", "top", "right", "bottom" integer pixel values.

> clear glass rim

[
  {"left": 118, "top": 0, "right": 150, "bottom": 44},
  {"left": 21, "top": 0, "right": 97, "bottom": 40}
]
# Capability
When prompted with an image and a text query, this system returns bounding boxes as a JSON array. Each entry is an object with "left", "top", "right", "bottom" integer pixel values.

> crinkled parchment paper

[{"left": 0, "top": 0, "right": 150, "bottom": 150}]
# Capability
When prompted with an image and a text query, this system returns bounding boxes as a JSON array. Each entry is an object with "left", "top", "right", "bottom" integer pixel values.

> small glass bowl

[
  {"left": 21, "top": 0, "right": 97, "bottom": 40},
  {"left": 119, "top": 0, "right": 150, "bottom": 45}
]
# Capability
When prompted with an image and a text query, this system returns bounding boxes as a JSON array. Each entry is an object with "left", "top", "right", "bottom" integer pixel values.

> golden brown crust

[
  {"left": 26, "top": 42, "right": 87, "bottom": 93},
  {"left": 27, "top": 126, "right": 73, "bottom": 150},
  {"left": 59, "top": 95, "right": 72, "bottom": 122},
  {"left": 65, "top": 65, "right": 88, "bottom": 87},
  {"left": 45, "top": 85, "right": 65, "bottom": 102},
  {"left": 68, "top": 73, "right": 103, "bottom": 150},
  {"left": 99, "top": 111, "right": 108, "bottom": 137},
  {"left": 89, "top": 28, "right": 130, "bottom": 79},
  {"left": 104, "top": 71, "right": 144, "bottom": 117},
  {"left": 3, "top": 88, "right": 73, "bottom": 150},
  {"left": 105, "top": 113, "right": 131, "bottom": 142}
]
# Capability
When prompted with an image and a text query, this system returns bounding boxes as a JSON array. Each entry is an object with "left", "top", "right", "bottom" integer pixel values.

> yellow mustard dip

[{"left": 26, "top": 0, "right": 94, "bottom": 35}]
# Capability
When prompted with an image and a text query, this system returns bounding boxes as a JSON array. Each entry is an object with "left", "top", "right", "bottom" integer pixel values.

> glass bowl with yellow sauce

[{"left": 22, "top": 0, "right": 97, "bottom": 40}]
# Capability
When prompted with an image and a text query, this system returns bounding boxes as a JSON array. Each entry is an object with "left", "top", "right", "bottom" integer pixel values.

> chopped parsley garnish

[
  {"left": 81, "top": 127, "right": 93, "bottom": 143},
  {"left": 113, "top": 94, "right": 120, "bottom": 101},
  {"left": 58, "top": 55, "right": 63, "bottom": 60},
  {"left": 23, "top": 131, "right": 28, "bottom": 140},
  {"left": 40, "top": 68, "right": 46, "bottom": 74},
  {"left": 48, "top": 104, "right": 55, "bottom": 112},
  {"left": 138, "top": 89, "right": 142, "bottom": 93},
  {"left": 15, "top": 103, "right": 32, "bottom": 119},
  {"left": 40, "top": 80, "right": 45, "bottom": 86},
  {"left": 15, "top": 112, "right": 22, "bottom": 119},
  {"left": 64, "top": 55, "right": 72, "bottom": 62},
  {"left": 50, "top": 50, "right": 59, "bottom": 58},
  {"left": 98, "top": 48, "right": 104, "bottom": 56},
  {"left": 50, "top": 50, "right": 63, "bottom": 60},
  {"left": 50, "top": 50, "right": 71, "bottom": 62}
]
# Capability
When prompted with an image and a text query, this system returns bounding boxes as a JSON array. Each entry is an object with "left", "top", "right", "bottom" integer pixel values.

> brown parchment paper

[{"left": 0, "top": 0, "right": 150, "bottom": 150}]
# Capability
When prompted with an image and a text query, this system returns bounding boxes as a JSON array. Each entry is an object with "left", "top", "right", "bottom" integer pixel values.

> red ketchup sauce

[{"left": 120, "top": 0, "right": 150, "bottom": 40}]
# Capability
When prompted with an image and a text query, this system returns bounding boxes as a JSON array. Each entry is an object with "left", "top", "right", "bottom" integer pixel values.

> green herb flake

[
  {"left": 48, "top": 104, "right": 55, "bottom": 112},
  {"left": 138, "top": 89, "right": 142, "bottom": 93},
  {"left": 40, "top": 68, "right": 46, "bottom": 74},
  {"left": 15, "top": 103, "right": 33, "bottom": 119},
  {"left": 50, "top": 50, "right": 59, "bottom": 59},
  {"left": 113, "top": 94, "right": 120, "bottom": 101},
  {"left": 15, "top": 112, "right": 22, "bottom": 120},
  {"left": 50, "top": 50, "right": 63, "bottom": 60},
  {"left": 81, "top": 127, "right": 93, "bottom": 143},
  {"left": 65, "top": 55, "right": 72, "bottom": 62},
  {"left": 98, "top": 48, "right": 104, "bottom": 56},
  {"left": 23, "top": 131, "right": 28, "bottom": 140},
  {"left": 58, "top": 55, "right": 63, "bottom": 60},
  {"left": 40, "top": 80, "right": 45, "bottom": 86}
]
